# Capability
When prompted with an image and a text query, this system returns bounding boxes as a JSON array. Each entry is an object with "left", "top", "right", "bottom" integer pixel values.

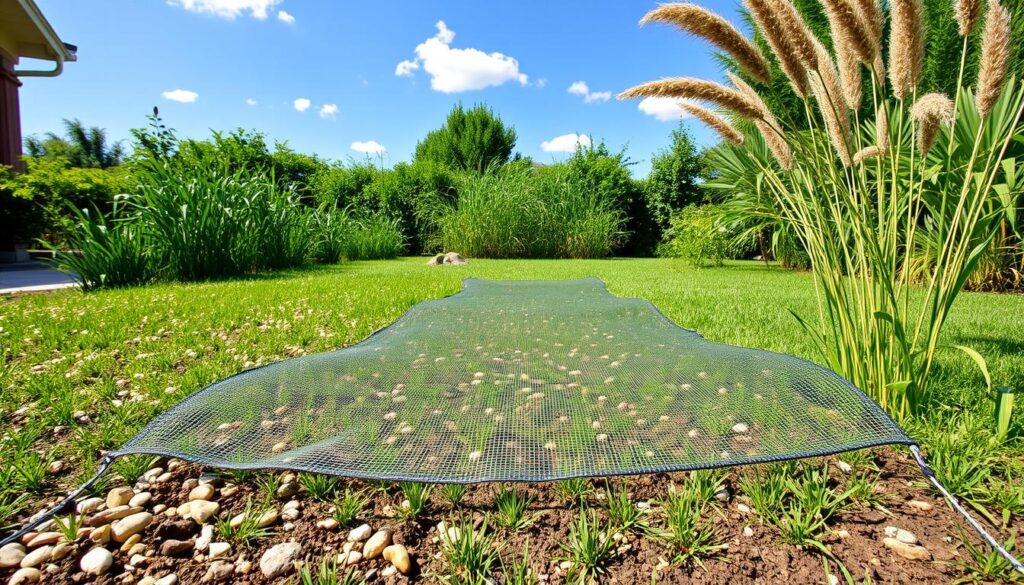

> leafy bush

[
  {"left": 51, "top": 204, "right": 149, "bottom": 290},
  {"left": 343, "top": 216, "right": 405, "bottom": 260},
  {"left": 414, "top": 103, "right": 517, "bottom": 173},
  {"left": 435, "top": 163, "right": 622, "bottom": 258},
  {"left": 659, "top": 206, "right": 730, "bottom": 267}
]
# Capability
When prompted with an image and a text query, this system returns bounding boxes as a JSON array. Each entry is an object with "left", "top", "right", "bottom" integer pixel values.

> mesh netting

[{"left": 116, "top": 278, "right": 912, "bottom": 482}]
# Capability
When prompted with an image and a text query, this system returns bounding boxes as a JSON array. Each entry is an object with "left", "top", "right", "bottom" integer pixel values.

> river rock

[
  {"left": 89, "top": 524, "right": 111, "bottom": 545},
  {"left": 19, "top": 546, "right": 52, "bottom": 568},
  {"left": 7, "top": 567, "right": 41, "bottom": 585},
  {"left": 260, "top": 542, "right": 302, "bottom": 579},
  {"left": 155, "top": 575, "right": 178, "bottom": 585},
  {"left": 382, "top": 544, "right": 411, "bottom": 574},
  {"left": 50, "top": 542, "right": 72, "bottom": 561},
  {"left": 884, "top": 526, "right": 918, "bottom": 545},
  {"left": 25, "top": 532, "right": 60, "bottom": 548},
  {"left": 347, "top": 523, "right": 372, "bottom": 542},
  {"left": 908, "top": 500, "right": 933, "bottom": 512},
  {"left": 112, "top": 512, "right": 153, "bottom": 542},
  {"left": 160, "top": 539, "right": 194, "bottom": 557},
  {"left": 189, "top": 500, "right": 220, "bottom": 524},
  {"left": 107, "top": 487, "right": 135, "bottom": 508},
  {"left": 129, "top": 492, "right": 153, "bottom": 508},
  {"left": 363, "top": 529, "right": 391, "bottom": 559},
  {"left": 80, "top": 547, "right": 114, "bottom": 575},
  {"left": 208, "top": 542, "right": 231, "bottom": 559},
  {"left": 276, "top": 482, "right": 299, "bottom": 499},
  {"left": 88, "top": 505, "right": 143, "bottom": 527},
  {"left": 883, "top": 537, "right": 931, "bottom": 561},
  {"left": 204, "top": 560, "right": 233, "bottom": 582},
  {"left": 76, "top": 497, "right": 105, "bottom": 515},
  {"left": 0, "top": 543, "right": 26, "bottom": 568},
  {"left": 189, "top": 484, "right": 215, "bottom": 501},
  {"left": 257, "top": 509, "right": 278, "bottom": 528}
]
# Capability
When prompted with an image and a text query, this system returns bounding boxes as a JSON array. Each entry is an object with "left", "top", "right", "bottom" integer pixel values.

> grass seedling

[
  {"left": 397, "top": 482, "right": 433, "bottom": 520},
  {"left": 776, "top": 501, "right": 829, "bottom": 550},
  {"left": 53, "top": 512, "right": 83, "bottom": 542},
  {"left": 686, "top": 469, "right": 727, "bottom": 505},
  {"left": 113, "top": 455, "right": 156, "bottom": 483},
  {"left": 216, "top": 498, "right": 274, "bottom": 548},
  {"left": 0, "top": 495, "right": 28, "bottom": 533},
  {"left": 255, "top": 473, "right": 283, "bottom": 503},
  {"left": 604, "top": 482, "right": 644, "bottom": 532},
  {"left": 14, "top": 452, "right": 49, "bottom": 494},
  {"left": 501, "top": 541, "right": 539, "bottom": 585},
  {"left": 298, "top": 555, "right": 365, "bottom": 585},
  {"left": 331, "top": 489, "right": 368, "bottom": 528},
  {"left": 555, "top": 478, "right": 592, "bottom": 504},
  {"left": 845, "top": 472, "right": 885, "bottom": 509},
  {"left": 559, "top": 508, "right": 616, "bottom": 584},
  {"left": 440, "top": 516, "right": 500, "bottom": 585},
  {"left": 786, "top": 465, "right": 852, "bottom": 524},
  {"left": 493, "top": 485, "right": 538, "bottom": 531},
  {"left": 300, "top": 473, "right": 340, "bottom": 502},
  {"left": 659, "top": 489, "right": 725, "bottom": 567},
  {"left": 738, "top": 466, "right": 787, "bottom": 521},
  {"left": 440, "top": 483, "right": 469, "bottom": 508},
  {"left": 952, "top": 527, "right": 1021, "bottom": 584}
]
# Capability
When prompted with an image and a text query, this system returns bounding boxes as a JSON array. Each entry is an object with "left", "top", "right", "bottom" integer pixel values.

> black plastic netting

[{"left": 115, "top": 278, "right": 913, "bottom": 483}]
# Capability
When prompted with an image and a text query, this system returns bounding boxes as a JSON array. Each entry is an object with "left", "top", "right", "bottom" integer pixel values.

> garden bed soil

[{"left": 1, "top": 449, "right": 1012, "bottom": 584}]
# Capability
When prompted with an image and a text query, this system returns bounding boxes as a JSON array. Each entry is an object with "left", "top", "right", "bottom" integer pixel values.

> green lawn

[{"left": 1, "top": 258, "right": 1021, "bottom": 503}]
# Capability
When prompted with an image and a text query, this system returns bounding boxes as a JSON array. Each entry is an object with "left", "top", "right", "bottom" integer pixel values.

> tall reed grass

[
  {"left": 433, "top": 164, "right": 623, "bottom": 258},
  {"left": 624, "top": 0, "right": 1023, "bottom": 418}
]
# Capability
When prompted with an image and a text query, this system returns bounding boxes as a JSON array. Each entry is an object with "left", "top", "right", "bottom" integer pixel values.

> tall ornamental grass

[
  {"left": 434, "top": 165, "right": 623, "bottom": 258},
  {"left": 623, "top": 0, "right": 1023, "bottom": 418}
]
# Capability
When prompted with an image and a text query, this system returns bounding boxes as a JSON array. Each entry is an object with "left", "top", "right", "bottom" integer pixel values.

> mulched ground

[{"left": 2, "top": 448, "right": 1013, "bottom": 584}]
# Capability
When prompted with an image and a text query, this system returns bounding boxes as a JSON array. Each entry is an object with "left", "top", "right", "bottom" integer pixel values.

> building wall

[{"left": 0, "top": 48, "right": 23, "bottom": 171}]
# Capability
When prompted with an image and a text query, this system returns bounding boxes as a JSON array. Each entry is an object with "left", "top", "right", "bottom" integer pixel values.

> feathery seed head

[
  {"left": 911, "top": 93, "right": 955, "bottom": 154},
  {"left": 680, "top": 103, "right": 745, "bottom": 146},
  {"left": 820, "top": 0, "right": 879, "bottom": 64},
  {"left": 853, "top": 145, "right": 882, "bottom": 164},
  {"left": 955, "top": 0, "right": 983, "bottom": 36},
  {"left": 770, "top": 0, "right": 820, "bottom": 67},
  {"left": 809, "top": 40, "right": 852, "bottom": 166},
  {"left": 728, "top": 73, "right": 793, "bottom": 170},
  {"left": 837, "top": 38, "right": 863, "bottom": 110},
  {"left": 889, "top": 0, "right": 924, "bottom": 100},
  {"left": 744, "top": 0, "right": 810, "bottom": 96},
  {"left": 641, "top": 4, "right": 772, "bottom": 84},
  {"left": 618, "top": 78, "right": 765, "bottom": 118},
  {"left": 976, "top": 0, "right": 1011, "bottom": 117},
  {"left": 875, "top": 105, "right": 890, "bottom": 152}
]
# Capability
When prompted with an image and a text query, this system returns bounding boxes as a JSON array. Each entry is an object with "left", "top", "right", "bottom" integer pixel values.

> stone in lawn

[
  {"left": 260, "top": 542, "right": 302, "bottom": 579},
  {"left": 159, "top": 539, "right": 194, "bottom": 557},
  {"left": 189, "top": 500, "right": 220, "bottom": 524},
  {"left": 76, "top": 497, "right": 104, "bottom": 515},
  {"left": 189, "top": 484, "right": 215, "bottom": 501},
  {"left": 363, "top": 529, "right": 391, "bottom": 559},
  {"left": 0, "top": 543, "right": 25, "bottom": 568},
  {"left": 382, "top": 544, "right": 411, "bottom": 574},
  {"left": 443, "top": 252, "right": 468, "bottom": 265},
  {"left": 106, "top": 487, "right": 135, "bottom": 509},
  {"left": 111, "top": 512, "right": 153, "bottom": 543},
  {"left": 208, "top": 542, "right": 231, "bottom": 559},
  {"left": 908, "top": 500, "right": 933, "bottom": 512},
  {"left": 7, "top": 568, "right": 41, "bottom": 585},
  {"left": 204, "top": 560, "right": 234, "bottom": 581},
  {"left": 468, "top": 450, "right": 482, "bottom": 461},
  {"left": 19, "top": 546, "right": 52, "bottom": 568},
  {"left": 883, "top": 537, "right": 931, "bottom": 561},
  {"left": 347, "top": 523, "right": 372, "bottom": 542},
  {"left": 731, "top": 423, "right": 749, "bottom": 434},
  {"left": 79, "top": 547, "right": 114, "bottom": 575}
]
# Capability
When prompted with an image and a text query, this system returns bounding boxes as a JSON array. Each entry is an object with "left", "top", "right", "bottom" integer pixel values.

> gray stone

[{"left": 259, "top": 542, "right": 302, "bottom": 579}]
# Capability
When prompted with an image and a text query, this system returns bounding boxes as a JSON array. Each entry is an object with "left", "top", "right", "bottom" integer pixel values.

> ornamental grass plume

[
  {"left": 853, "top": 145, "right": 881, "bottom": 164},
  {"left": 955, "top": 0, "right": 982, "bottom": 36},
  {"left": 679, "top": 103, "right": 745, "bottom": 146},
  {"left": 910, "top": 93, "right": 955, "bottom": 155},
  {"left": 728, "top": 73, "right": 793, "bottom": 169},
  {"left": 770, "top": 0, "right": 819, "bottom": 67},
  {"left": 875, "top": 104, "right": 889, "bottom": 151},
  {"left": 976, "top": 0, "right": 1011, "bottom": 117},
  {"left": 617, "top": 78, "right": 764, "bottom": 118},
  {"left": 640, "top": 4, "right": 771, "bottom": 84},
  {"left": 889, "top": 0, "right": 924, "bottom": 99},
  {"left": 819, "top": 0, "right": 878, "bottom": 64},
  {"left": 837, "top": 40, "right": 863, "bottom": 110},
  {"left": 809, "top": 40, "right": 853, "bottom": 166},
  {"left": 743, "top": 0, "right": 809, "bottom": 96},
  {"left": 856, "top": 0, "right": 884, "bottom": 50}
]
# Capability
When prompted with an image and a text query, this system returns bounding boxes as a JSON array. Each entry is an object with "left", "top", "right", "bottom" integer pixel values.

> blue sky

[{"left": 22, "top": 0, "right": 743, "bottom": 176}]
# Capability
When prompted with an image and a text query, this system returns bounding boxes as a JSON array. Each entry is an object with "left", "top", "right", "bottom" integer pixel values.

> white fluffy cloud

[
  {"left": 637, "top": 97, "right": 693, "bottom": 121},
  {"left": 351, "top": 140, "right": 386, "bottom": 154},
  {"left": 169, "top": 0, "right": 282, "bottom": 19},
  {"left": 293, "top": 98, "right": 311, "bottom": 112},
  {"left": 276, "top": 10, "right": 294, "bottom": 24},
  {"left": 162, "top": 89, "right": 198, "bottom": 103},
  {"left": 567, "top": 81, "right": 611, "bottom": 104},
  {"left": 540, "top": 133, "right": 591, "bottom": 153},
  {"left": 395, "top": 21, "right": 528, "bottom": 93},
  {"left": 319, "top": 103, "right": 339, "bottom": 119},
  {"left": 245, "top": 97, "right": 258, "bottom": 106}
]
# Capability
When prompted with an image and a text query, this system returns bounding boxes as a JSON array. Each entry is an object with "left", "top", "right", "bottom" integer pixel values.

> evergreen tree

[{"left": 414, "top": 104, "right": 517, "bottom": 173}]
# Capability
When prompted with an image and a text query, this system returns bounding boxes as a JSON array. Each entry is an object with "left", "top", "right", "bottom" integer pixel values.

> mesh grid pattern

[{"left": 116, "top": 278, "right": 912, "bottom": 483}]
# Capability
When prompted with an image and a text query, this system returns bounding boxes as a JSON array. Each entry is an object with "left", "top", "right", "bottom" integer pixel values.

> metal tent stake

[{"left": 909, "top": 445, "right": 1024, "bottom": 575}]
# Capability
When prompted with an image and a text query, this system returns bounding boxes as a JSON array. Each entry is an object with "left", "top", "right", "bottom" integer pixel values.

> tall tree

[
  {"left": 414, "top": 104, "right": 517, "bottom": 173},
  {"left": 24, "top": 118, "right": 124, "bottom": 168},
  {"left": 644, "top": 125, "right": 704, "bottom": 230}
]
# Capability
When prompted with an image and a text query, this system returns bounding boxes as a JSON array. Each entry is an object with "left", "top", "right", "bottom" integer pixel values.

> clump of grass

[
  {"left": 604, "top": 482, "right": 644, "bottom": 532},
  {"left": 658, "top": 488, "right": 725, "bottom": 567},
  {"left": 493, "top": 485, "right": 538, "bottom": 531},
  {"left": 440, "top": 515, "right": 500, "bottom": 584},
  {"left": 738, "top": 465, "right": 789, "bottom": 521},
  {"left": 952, "top": 526, "right": 1021, "bottom": 584},
  {"left": 685, "top": 469, "right": 727, "bottom": 505},
  {"left": 332, "top": 489, "right": 368, "bottom": 528},
  {"left": 300, "top": 473, "right": 339, "bottom": 502},
  {"left": 298, "top": 556, "right": 365, "bottom": 585},
  {"left": 559, "top": 508, "right": 617, "bottom": 583},
  {"left": 255, "top": 474, "right": 283, "bottom": 503},
  {"left": 113, "top": 455, "right": 157, "bottom": 484},
  {"left": 397, "top": 482, "right": 433, "bottom": 520},
  {"left": 845, "top": 472, "right": 885, "bottom": 509},
  {"left": 53, "top": 513, "right": 83, "bottom": 542},
  {"left": 440, "top": 484, "right": 469, "bottom": 508},
  {"left": 0, "top": 495, "right": 28, "bottom": 533},
  {"left": 343, "top": 216, "right": 405, "bottom": 260},
  {"left": 216, "top": 498, "right": 274, "bottom": 548},
  {"left": 14, "top": 453, "right": 50, "bottom": 494},
  {"left": 555, "top": 478, "right": 593, "bottom": 504},
  {"left": 501, "top": 541, "right": 539, "bottom": 585}
]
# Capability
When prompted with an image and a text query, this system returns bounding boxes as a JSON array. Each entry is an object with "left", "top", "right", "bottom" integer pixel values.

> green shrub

[
  {"left": 435, "top": 164, "right": 622, "bottom": 258},
  {"left": 659, "top": 205, "right": 729, "bottom": 267},
  {"left": 343, "top": 216, "right": 405, "bottom": 260},
  {"left": 51, "top": 204, "right": 150, "bottom": 290}
]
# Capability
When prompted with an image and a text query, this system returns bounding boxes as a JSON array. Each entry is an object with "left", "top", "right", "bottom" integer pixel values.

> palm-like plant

[
  {"left": 621, "top": 0, "right": 1023, "bottom": 418},
  {"left": 25, "top": 118, "right": 124, "bottom": 168}
]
